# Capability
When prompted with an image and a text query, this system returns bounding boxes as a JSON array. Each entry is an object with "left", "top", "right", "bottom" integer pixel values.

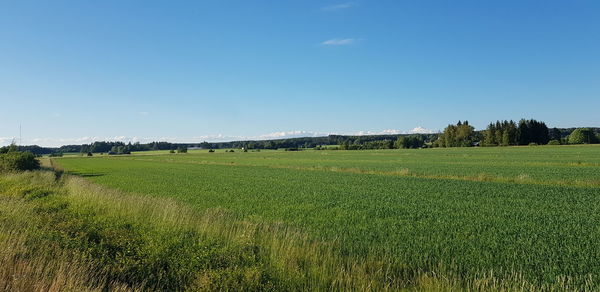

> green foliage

[
  {"left": 0, "top": 172, "right": 282, "bottom": 291},
  {"left": 518, "top": 119, "right": 549, "bottom": 145},
  {"left": 341, "top": 139, "right": 396, "bottom": 150},
  {"left": 568, "top": 128, "right": 599, "bottom": 144},
  {"left": 108, "top": 145, "right": 131, "bottom": 155},
  {"left": 177, "top": 146, "right": 188, "bottom": 153},
  {"left": 0, "top": 151, "right": 40, "bottom": 172},
  {"left": 483, "top": 120, "right": 518, "bottom": 146},
  {"left": 395, "top": 135, "right": 425, "bottom": 149},
  {"left": 547, "top": 140, "right": 561, "bottom": 145},
  {"left": 436, "top": 120, "right": 476, "bottom": 147},
  {"left": 0, "top": 142, "right": 18, "bottom": 154}
]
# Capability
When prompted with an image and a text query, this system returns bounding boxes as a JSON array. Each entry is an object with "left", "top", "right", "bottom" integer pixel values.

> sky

[{"left": 1, "top": 0, "right": 599, "bottom": 147}]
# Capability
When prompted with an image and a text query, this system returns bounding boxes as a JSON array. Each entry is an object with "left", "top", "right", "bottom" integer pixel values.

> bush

[
  {"left": 169, "top": 149, "right": 176, "bottom": 154},
  {"left": 49, "top": 152, "right": 64, "bottom": 157},
  {"left": 547, "top": 140, "right": 561, "bottom": 145},
  {"left": 177, "top": 146, "right": 188, "bottom": 153},
  {"left": 528, "top": 142, "right": 538, "bottom": 146},
  {"left": 87, "top": 152, "right": 93, "bottom": 157},
  {"left": 208, "top": 149, "right": 215, "bottom": 153},
  {"left": 0, "top": 152, "right": 40, "bottom": 172}
]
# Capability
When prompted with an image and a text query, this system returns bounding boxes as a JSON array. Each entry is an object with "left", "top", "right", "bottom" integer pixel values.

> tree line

[
  {"left": 4, "top": 124, "right": 599, "bottom": 155},
  {"left": 435, "top": 119, "right": 599, "bottom": 147}
]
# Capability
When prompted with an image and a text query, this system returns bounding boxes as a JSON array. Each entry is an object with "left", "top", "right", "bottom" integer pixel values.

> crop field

[{"left": 54, "top": 145, "right": 600, "bottom": 289}]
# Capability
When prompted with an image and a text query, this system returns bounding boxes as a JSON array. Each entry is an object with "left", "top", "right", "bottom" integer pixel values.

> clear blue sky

[{"left": 1, "top": 0, "right": 599, "bottom": 146}]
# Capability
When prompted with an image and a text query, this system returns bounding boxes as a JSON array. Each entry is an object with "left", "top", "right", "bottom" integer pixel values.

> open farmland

[{"left": 51, "top": 145, "right": 600, "bottom": 290}]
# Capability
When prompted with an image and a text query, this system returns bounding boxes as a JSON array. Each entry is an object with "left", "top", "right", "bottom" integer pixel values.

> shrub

[
  {"left": 208, "top": 149, "right": 215, "bottom": 153},
  {"left": 177, "top": 146, "right": 188, "bottom": 153},
  {"left": 547, "top": 140, "right": 561, "bottom": 145},
  {"left": 49, "top": 152, "right": 64, "bottom": 157},
  {"left": 0, "top": 152, "right": 40, "bottom": 172},
  {"left": 87, "top": 152, "right": 93, "bottom": 157},
  {"left": 528, "top": 142, "right": 538, "bottom": 146},
  {"left": 169, "top": 149, "right": 176, "bottom": 154}
]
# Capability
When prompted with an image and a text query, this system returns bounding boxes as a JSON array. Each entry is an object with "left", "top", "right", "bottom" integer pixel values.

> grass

[
  {"left": 3, "top": 145, "right": 600, "bottom": 290},
  {"left": 0, "top": 170, "right": 486, "bottom": 291},
  {"left": 0, "top": 171, "right": 295, "bottom": 290},
  {"left": 89, "top": 145, "right": 600, "bottom": 186}
]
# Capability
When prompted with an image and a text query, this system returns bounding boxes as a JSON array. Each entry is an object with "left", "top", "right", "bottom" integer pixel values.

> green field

[{"left": 50, "top": 145, "right": 600, "bottom": 289}]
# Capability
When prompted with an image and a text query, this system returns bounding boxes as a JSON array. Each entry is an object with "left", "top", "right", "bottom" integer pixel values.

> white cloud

[
  {"left": 258, "top": 130, "right": 324, "bottom": 139},
  {"left": 0, "top": 137, "right": 16, "bottom": 145},
  {"left": 321, "top": 2, "right": 357, "bottom": 11},
  {"left": 352, "top": 127, "right": 437, "bottom": 136},
  {"left": 193, "top": 131, "right": 328, "bottom": 142},
  {"left": 321, "top": 38, "right": 358, "bottom": 46},
  {"left": 409, "top": 126, "right": 435, "bottom": 134},
  {"left": 355, "top": 129, "right": 400, "bottom": 136}
]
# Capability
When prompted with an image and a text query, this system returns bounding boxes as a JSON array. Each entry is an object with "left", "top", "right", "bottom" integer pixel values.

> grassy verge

[
  {"left": 0, "top": 170, "right": 595, "bottom": 291},
  {"left": 0, "top": 171, "right": 280, "bottom": 291}
]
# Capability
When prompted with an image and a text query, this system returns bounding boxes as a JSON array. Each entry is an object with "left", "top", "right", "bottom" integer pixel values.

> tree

[
  {"left": 437, "top": 121, "right": 476, "bottom": 147},
  {"left": 568, "top": 128, "right": 599, "bottom": 144},
  {"left": 483, "top": 123, "right": 497, "bottom": 146},
  {"left": 549, "top": 128, "right": 562, "bottom": 141},
  {"left": 501, "top": 131, "right": 510, "bottom": 146},
  {"left": 518, "top": 119, "right": 549, "bottom": 145},
  {"left": 395, "top": 137, "right": 407, "bottom": 149},
  {"left": 505, "top": 120, "right": 518, "bottom": 145}
]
